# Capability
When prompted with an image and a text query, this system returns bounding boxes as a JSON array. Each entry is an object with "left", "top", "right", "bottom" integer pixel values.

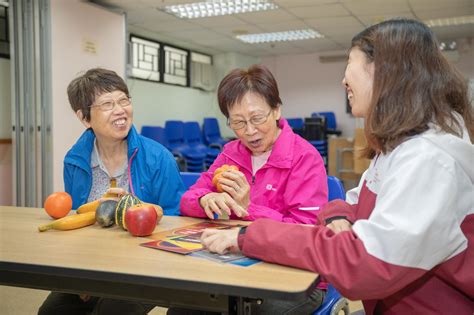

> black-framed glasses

[
  {"left": 227, "top": 110, "right": 273, "bottom": 130},
  {"left": 90, "top": 96, "right": 132, "bottom": 111}
]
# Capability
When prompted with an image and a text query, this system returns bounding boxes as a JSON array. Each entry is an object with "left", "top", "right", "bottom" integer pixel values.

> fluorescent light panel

[
  {"left": 163, "top": 0, "right": 278, "bottom": 19},
  {"left": 425, "top": 15, "right": 474, "bottom": 27},
  {"left": 236, "top": 29, "right": 323, "bottom": 44}
]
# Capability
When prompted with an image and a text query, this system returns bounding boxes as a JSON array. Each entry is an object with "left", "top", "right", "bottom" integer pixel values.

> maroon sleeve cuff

[
  {"left": 237, "top": 226, "right": 247, "bottom": 250},
  {"left": 317, "top": 199, "right": 356, "bottom": 225}
]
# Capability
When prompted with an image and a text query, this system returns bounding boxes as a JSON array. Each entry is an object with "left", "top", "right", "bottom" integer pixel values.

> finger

[
  {"left": 220, "top": 182, "right": 238, "bottom": 199},
  {"left": 201, "top": 232, "right": 221, "bottom": 248},
  {"left": 203, "top": 206, "right": 216, "bottom": 220},
  {"left": 228, "top": 200, "right": 248, "bottom": 217},
  {"left": 215, "top": 197, "right": 232, "bottom": 215},
  {"left": 107, "top": 187, "right": 127, "bottom": 195},
  {"left": 207, "top": 199, "right": 223, "bottom": 216},
  {"left": 201, "top": 229, "right": 219, "bottom": 240}
]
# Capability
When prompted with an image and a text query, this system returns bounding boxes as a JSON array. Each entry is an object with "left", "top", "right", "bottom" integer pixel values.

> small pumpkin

[
  {"left": 115, "top": 194, "right": 141, "bottom": 230},
  {"left": 212, "top": 164, "right": 239, "bottom": 192},
  {"left": 96, "top": 200, "right": 118, "bottom": 228}
]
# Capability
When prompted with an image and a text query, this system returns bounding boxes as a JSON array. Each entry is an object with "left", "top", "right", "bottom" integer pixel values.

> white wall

[
  {"left": 262, "top": 45, "right": 474, "bottom": 138},
  {"left": 262, "top": 53, "right": 353, "bottom": 136},
  {"left": 131, "top": 52, "right": 260, "bottom": 138},
  {"left": 50, "top": 0, "right": 125, "bottom": 192}
]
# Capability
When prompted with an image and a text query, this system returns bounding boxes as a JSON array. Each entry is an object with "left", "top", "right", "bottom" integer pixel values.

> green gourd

[{"left": 115, "top": 194, "right": 140, "bottom": 230}]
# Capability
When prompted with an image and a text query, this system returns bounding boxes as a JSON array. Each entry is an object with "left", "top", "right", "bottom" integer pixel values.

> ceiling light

[
  {"left": 162, "top": 0, "right": 278, "bottom": 19},
  {"left": 425, "top": 15, "right": 474, "bottom": 27},
  {"left": 236, "top": 29, "right": 323, "bottom": 44}
]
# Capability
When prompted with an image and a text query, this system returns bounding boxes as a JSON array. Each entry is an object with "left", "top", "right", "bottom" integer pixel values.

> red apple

[{"left": 125, "top": 203, "right": 158, "bottom": 236}]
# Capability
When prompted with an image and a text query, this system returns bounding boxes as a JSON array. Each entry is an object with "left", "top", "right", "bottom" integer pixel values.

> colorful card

[{"left": 141, "top": 221, "right": 260, "bottom": 266}]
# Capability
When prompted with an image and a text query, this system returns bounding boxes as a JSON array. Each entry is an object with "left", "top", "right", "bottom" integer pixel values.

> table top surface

[{"left": 0, "top": 206, "right": 319, "bottom": 300}]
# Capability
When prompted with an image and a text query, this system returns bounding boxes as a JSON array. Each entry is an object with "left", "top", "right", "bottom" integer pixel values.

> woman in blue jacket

[{"left": 39, "top": 68, "right": 185, "bottom": 315}]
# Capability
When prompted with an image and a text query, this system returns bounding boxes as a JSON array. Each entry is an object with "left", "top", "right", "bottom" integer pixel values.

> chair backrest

[
  {"left": 184, "top": 121, "right": 203, "bottom": 146},
  {"left": 141, "top": 126, "right": 168, "bottom": 147},
  {"left": 327, "top": 176, "right": 345, "bottom": 201},
  {"left": 180, "top": 172, "right": 201, "bottom": 189},
  {"left": 313, "top": 111, "right": 337, "bottom": 130},
  {"left": 165, "top": 120, "right": 186, "bottom": 149},
  {"left": 286, "top": 117, "right": 304, "bottom": 129},
  {"left": 304, "top": 117, "right": 326, "bottom": 141},
  {"left": 202, "top": 118, "right": 222, "bottom": 144}
]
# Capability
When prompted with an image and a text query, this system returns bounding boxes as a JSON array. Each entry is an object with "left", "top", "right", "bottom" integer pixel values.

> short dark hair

[
  {"left": 217, "top": 64, "right": 282, "bottom": 118},
  {"left": 67, "top": 68, "right": 129, "bottom": 122},
  {"left": 351, "top": 18, "right": 473, "bottom": 158}
]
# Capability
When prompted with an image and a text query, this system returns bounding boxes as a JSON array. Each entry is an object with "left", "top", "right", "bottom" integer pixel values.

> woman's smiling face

[{"left": 342, "top": 47, "right": 375, "bottom": 118}]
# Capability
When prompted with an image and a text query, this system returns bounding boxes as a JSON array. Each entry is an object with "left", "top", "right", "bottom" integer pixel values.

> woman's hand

[
  {"left": 326, "top": 219, "right": 352, "bottom": 234},
  {"left": 199, "top": 193, "right": 248, "bottom": 220},
  {"left": 217, "top": 170, "right": 250, "bottom": 210},
  {"left": 201, "top": 228, "right": 241, "bottom": 255},
  {"left": 100, "top": 187, "right": 127, "bottom": 202}
]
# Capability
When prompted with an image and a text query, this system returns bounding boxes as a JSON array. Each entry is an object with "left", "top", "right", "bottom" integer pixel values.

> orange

[
  {"left": 212, "top": 165, "right": 239, "bottom": 192},
  {"left": 44, "top": 192, "right": 73, "bottom": 219}
]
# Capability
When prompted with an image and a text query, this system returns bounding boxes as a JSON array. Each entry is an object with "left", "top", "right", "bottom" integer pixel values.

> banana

[
  {"left": 76, "top": 200, "right": 100, "bottom": 214},
  {"left": 38, "top": 211, "right": 96, "bottom": 232}
]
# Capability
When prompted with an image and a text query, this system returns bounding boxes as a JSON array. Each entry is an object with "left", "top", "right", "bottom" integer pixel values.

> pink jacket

[{"left": 180, "top": 118, "right": 328, "bottom": 224}]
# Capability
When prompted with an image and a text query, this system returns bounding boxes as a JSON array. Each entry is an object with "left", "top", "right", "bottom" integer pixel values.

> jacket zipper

[{"left": 252, "top": 175, "right": 255, "bottom": 185}]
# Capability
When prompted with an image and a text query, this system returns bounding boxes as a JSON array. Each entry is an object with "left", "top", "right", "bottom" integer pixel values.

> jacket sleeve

[
  {"left": 179, "top": 154, "right": 227, "bottom": 218},
  {"left": 241, "top": 219, "right": 426, "bottom": 301},
  {"left": 240, "top": 147, "right": 470, "bottom": 301},
  {"left": 245, "top": 150, "right": 328, "bottom": 224}
]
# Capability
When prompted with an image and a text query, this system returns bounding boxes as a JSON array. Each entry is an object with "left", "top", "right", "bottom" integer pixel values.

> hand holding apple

[{"left": 125, "top": 203, "right": 158, "bottom": 237}]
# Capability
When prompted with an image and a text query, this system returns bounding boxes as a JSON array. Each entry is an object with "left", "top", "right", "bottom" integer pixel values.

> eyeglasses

[
  {"left": 227, "top": 110, "right": 273, "bottom": 130},
  {"left": 90, "top": 96, "right": 132, "bottom": 111}
]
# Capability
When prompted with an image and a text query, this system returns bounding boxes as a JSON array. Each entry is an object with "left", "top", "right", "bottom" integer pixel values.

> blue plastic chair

[
  {"left": 313, "top": 175, "right": 350, "bottom": 315},
  {"left": 202, "top": 118, "right": 228, "bottom": 148},
  {"left": 184, "top": 121, "right": 221, "bottom": 169},
  {"left": 141, "top": 126, "right": 168, "bottom": 147},
  {"left": 312, "top": 112, "right": 342, "bottom": 136},
  {"left": 165, "top": 120, "right": 206, "bottom": 172},
  {"left": 327, "top": 176, "right": 345, "bottom": 201},
  {"left": 180, "top": 172, "right": 201, "bottom": 189},
  {"left": 286, "top": 117, "right": 304, "bottom": 136},
  {"left": 313, "top": 284, "right": 350, "bottom": 315}
]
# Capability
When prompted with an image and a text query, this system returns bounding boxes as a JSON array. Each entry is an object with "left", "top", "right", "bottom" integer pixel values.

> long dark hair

[{"left": 351, "top": 18, "right": 473, "bottom": 158}]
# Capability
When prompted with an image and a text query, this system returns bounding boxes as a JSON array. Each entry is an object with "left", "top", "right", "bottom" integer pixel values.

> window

[
  {"left": 130, "top": 35, "right": 211, "bottom": 89},
  {"left": 130, "top": 36, "right": 160, "bottom": 82},
  {"left": 0, "top": 5, "right": 9, "bottom": 59},
  {"left": 164, "top": 45, "right": 188, "bottom": 86}
]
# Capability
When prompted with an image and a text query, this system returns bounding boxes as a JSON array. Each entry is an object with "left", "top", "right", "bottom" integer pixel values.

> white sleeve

[{"left": 352, "top": 141, "right": 472, "bottom": 270}]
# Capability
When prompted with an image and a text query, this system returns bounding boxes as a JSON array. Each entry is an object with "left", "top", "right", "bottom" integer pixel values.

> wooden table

[{"left": 0, "top": 206, "right": 319, "bottom": 314}]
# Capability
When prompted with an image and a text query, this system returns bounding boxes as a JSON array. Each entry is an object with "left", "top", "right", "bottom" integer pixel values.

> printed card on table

[{"left": 141, "top": 221, "right": 260, "bottom": 266}]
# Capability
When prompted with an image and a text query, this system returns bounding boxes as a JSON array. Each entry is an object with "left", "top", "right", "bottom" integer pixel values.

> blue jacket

[{"left": 63, "top": 125, "right": 185, "bottom": 215}]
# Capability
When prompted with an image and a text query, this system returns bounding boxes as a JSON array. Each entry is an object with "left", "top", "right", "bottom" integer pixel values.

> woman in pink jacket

[
  {"left": 180, "top": 64, "right": 328, "bottom": 224},
  {"left": 201, "top": 19, "right": 474, "bottom": 314},
  {"left": 170, "top": 65, "right": 328, "bottom": 314}
]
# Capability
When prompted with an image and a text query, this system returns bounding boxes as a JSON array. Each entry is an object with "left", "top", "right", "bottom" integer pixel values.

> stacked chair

[
  {"left": 165, "top": 120, "right": 207, "bottom": 172},
  {"left": 286, "top": 117, "right": 305, "bottom": 136},
  {"left": 312, "top": 111, "right": 342, "bottom": 136},
  {"left": 202, "top": 117, "right": 228, "bottom": 149},
  {"left": 140, "top": 125, "right": 186, "bottom": 171},
  {"left": 141, "top": 118, "right": 228, "bottom": 172},
  {"left": 183, "top": 121, "right": 220, "bottom": 169},
  {"left": 303, "top": 116, "right": 328, "bottom": 168}
]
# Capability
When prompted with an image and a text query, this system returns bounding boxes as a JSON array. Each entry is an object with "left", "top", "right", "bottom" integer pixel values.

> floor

[{"left": 0, "top": 285, "right": 363, "bottom": 314}]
